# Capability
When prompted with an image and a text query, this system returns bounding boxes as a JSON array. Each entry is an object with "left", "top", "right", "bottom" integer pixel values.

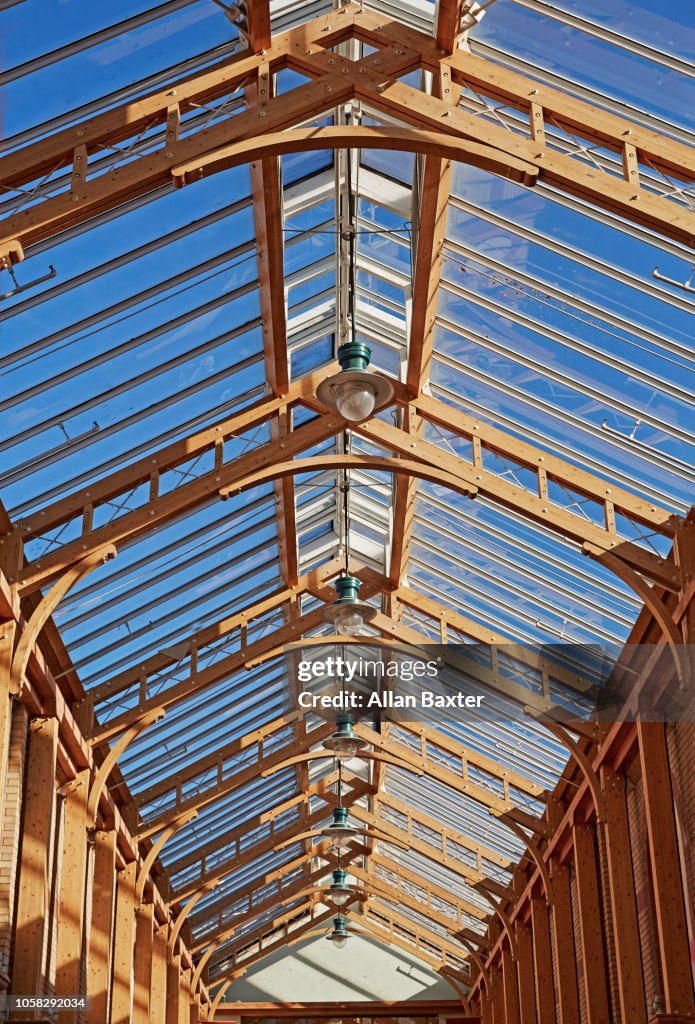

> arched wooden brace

[
  {"left": 135, "top": 809, "right": 198, "bottom": 902},
  {"left": 495, "top": 810, "right": 553, "bottom": 903},
  {"left": 472, "top": 884, "right": 518, "bottom": 962},
  {"left": 221, "top": 458, "right": 673, "bottom": 648},
  {"left": 9, "top": 544, "right": 116, "bottom": 695},
  {"left": 527, "top": 713, "right": 606, "bottom": 823},
  {"left": 172, "top": 125, "right": 539, "bottom": 190},
  {"left": 458, "top": 934, "right": 490, "bottom": 993},
  {"left": 260, "top": 750, "right": 424, "bottom": 778},
  {"left": 586, "top": 543, "right": 688, "bottom": 689},
  {"left": 439, "top": 967, "right": 472, "bottom": 1013},
  {"left": 87, "top": 705, "right": 165, "bottom": 825},
  {"left": 168, "top": 881, "right": 220, "bottom": 955}
]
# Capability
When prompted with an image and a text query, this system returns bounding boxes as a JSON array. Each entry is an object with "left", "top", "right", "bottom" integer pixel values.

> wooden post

[
  {"left": 549, "top": 861, "right": 579, "bottom": 1024},
  {"left": 166, "top": 954, "right": 182, "bottom": 1024},
  {"left": 600, "top": 767, "right": 647, "bottom": 1024},
  {"left": 572, "top": 824, "right": 610, "bottom": 1024},
  {"left": 637, "top": 721, "right": 695, "bottom": 1015},
  {"left": 55, "top": 770, "right": 89, "bottom": 1002},
  {"left": 134, "top": 902, "right": 154, "bottom": 1020},
  {"left": 502, "top": 946, "right": 521, "bottom": 1024},
  {"left": 530, "top": 897, "right": 556, "bottom": 1024},
  {"left": 111, "top": 860, "right": 137, "bottom": 1024},
  {"left": 86, "top": 830, "right": 116, "bottom": 1024},
  {"left": 179, "top": 966, "right": 192, "bottom": 1024},
  {"left": 515, "top": 921, "right": 536, "bottom": 1024},
  {"left": 150, "top": 925, "right": 168, "bottom": 1024},
  {"left": 11, "top": 716, "right": 58, "bottom": 1011}
]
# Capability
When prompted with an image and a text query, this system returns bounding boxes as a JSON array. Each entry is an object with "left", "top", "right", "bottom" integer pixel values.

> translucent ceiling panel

[
  {"left": 442, "top": 166, "right": 695, "bottom": 512},
  {"left": 1, "top": 165, "right": 265, "bottom": 514},
  {"left": 469, "top": 0, "right": 695, "bottom": 134},
  {"left": 1, "top": 0, "right": 237, "bottom": 137}
]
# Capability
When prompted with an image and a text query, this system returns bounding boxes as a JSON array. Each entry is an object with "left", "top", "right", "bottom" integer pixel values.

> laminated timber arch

[{"left": 0, "top": 0, "right": 693, "bottom": 1021}]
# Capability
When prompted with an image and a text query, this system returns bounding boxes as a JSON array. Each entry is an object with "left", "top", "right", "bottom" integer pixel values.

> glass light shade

[
  {"left": 328, "top": 915, "right": 349, "bottom": 948},
  {"left": 329, "top": 868, "right": 352, "bottom": 907},
  {"left": 323, "top": 716, "right": 368, "bottom": 759},
  {"left": 331, "top": 889, "right": 351, "bottom": 906},
  {"left": 334, "top": 379, "right": 377, "bottom": 422},
  {"left": 332, "top": 603, "right": 365, "bottom": 635}
]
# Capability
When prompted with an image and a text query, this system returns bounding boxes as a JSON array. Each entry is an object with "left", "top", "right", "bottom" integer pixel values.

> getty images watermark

[
  {"left": 297, "top": 652, "right": 486, "bottom": 711},
  {"left": 289, "top": 641, "right": 695, "bottom": 725}
]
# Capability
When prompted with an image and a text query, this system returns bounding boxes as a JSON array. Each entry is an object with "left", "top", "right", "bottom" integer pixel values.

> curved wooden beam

[
  {"left": 438, "top": 966, "right": 471, "bottom": 1012},
  {"left": 529, "top": 715, "right": 606, "bottom": 823},
  {"left": 169, "top": 882, "right": 219, "bottom": 954},
  {"left": 472, "top": 884, "right": 518, "bottom": 962},
  {"left": 172, "top": 125, "right": 539, "bottom": 189},
  {"left": 458, "top": 934, "right": 489, "bottom": 993},
  {"left": 495, "top": 811, "right": 553, "bottom": 902},
  {"left": 136, "top": 809, "right": 198, "bottom": 902},
  {"left": 87, "top": 706, "right": 165, "bottom": 825},
  {"left": 10, "top": 544, "right": 116, "bottom": 695},
  {"left": 586, "top": 544, "right": 688, "bottom": 690},
  {"left": 260, "top": 750, "right": 424, "bottom": 778},
  {"left": 219, "top": 455, "right": 477, "bottom": 502}
]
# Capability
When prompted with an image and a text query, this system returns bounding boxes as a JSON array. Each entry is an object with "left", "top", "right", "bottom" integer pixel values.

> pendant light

[
  {"left": 329, "top": 866, "right": 353, "bottom": 907},
  {"left": 327, "top": 914, "right": 349, "bottom": 948},
  {"left": 316, "top": 151, "right": 393, "bottom": 423},
  {"left": 321, "top": 450, "right": 376, "bottom": 636},
  {"left": 322, "top": 713, "right": 368, "bottom": 758}
]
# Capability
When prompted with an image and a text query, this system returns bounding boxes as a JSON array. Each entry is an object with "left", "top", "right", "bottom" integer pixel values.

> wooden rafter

[
  {"left": 2, "top": 6, "right": 693, "bottom": 258},
  {"left": 170, "top": 775, "right": 371, "bottom": 902}
]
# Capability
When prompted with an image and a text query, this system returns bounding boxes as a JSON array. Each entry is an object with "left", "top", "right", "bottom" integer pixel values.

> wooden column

[
  {"left": 572, "top": 824, "right": 610, "bottom": 1024},
  {"left": 111, "top": 861, "right": 137, "bottom": 1024},
  {"left": 86, "top": 829, "right": 116, "bottom": 1024},
  {"left": 150, "top": 925, "right": 168, "bottom": 1024},
  {"left": 530, "top": 897, "right": 556, "bottom": 1024},
  {"left": 11, "top": 716, "right": 58, "bottom": 1010},
  {"left": 515, "top": 922, "right": 536, "bottom": 1024},
  {"left": 480, "top": 988, "right": 492, "bottom": 1024},
  {"left": 166, "top": 955, "right": 181, "bottom": 1024},
  {"left": 637, "top": 721, "right": 695, "bottom": 1015},
  {"left": 134, "top": 902, "right": 154, "bottom": 1020},
  {"left": 600, "top": 767, "right": 647, "bottom": 1024},
  {"left": 502, "top": 946, "right": 521, "bottom": 1024},
  {"left": 179, "top": 966, "right": 192, "bottom": 1024},
  {"left": 55, "top": 770, "right": 89, "bottom": 1002},
  {"left": 549, "top": 862, "right": 579, "bottom": 1024}
]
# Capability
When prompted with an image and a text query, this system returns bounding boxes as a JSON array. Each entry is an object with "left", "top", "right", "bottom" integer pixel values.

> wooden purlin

[
  {"left": 7, "top": 379, "right": 680, "bottom": 597},
  {"left": 168, "top": 774, "right": 371, "bottom": 903},
  {"left": 1, "top": 6, "right": 693, "bottom": 252},
  {"left": 362, "top": 902, "right": 469, "bottom": 973}
]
